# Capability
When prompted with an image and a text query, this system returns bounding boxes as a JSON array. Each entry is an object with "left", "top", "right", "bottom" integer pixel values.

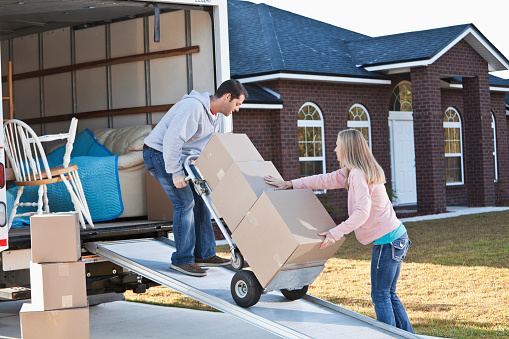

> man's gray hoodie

[{"left": 144, "top": 90, "right": 219, "bottom": 177}]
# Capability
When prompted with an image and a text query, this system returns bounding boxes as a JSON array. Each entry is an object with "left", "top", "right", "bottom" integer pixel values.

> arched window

[
  {"left": 298, "top": 103, "right": 325, "bottom": 178},
  {"left": 492, "top": 113, "right": 498, "bottom": 182},
  {"left": 347, "top": 104, "right": 371, "bottom": 148},
  {"left": 443, "top": 107, "right": 464, "bottom": 185},
  {"left": 390, "top": 82, "right": 412, "bottom": 112}
]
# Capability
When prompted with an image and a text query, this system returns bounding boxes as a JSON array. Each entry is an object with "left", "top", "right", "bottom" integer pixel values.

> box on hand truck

[{"left": 188, "top": 133, "right": 344, "bottom": 307}]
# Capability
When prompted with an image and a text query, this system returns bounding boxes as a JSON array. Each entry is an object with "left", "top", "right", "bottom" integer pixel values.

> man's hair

[{"left": 214, "top": 79, "right": 249, "bottom": 101}]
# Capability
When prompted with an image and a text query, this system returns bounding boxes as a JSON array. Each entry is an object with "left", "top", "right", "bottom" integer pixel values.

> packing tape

[
  {"left": 248, "top": 161, "right": 260, "bottom": 168},
  {"left": 62, "top": 295, "right": 73, "bottom": 308},
  {"left": 246, "top": 212, "right": 258, "bottom": 226},
  {"left": 58, "top": 264, "right": 70, "bottom": 276},
  {"left": 216, "top": 168, "right": 225, "bottom": 180}
]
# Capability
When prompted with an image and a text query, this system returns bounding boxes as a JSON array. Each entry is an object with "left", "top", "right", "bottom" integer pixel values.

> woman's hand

[
  {"left": 318, "top": 231, "right": 336, "bottom": 249},
  {"left": 264, "top": 175, "right": 293, "bottom": 190}
]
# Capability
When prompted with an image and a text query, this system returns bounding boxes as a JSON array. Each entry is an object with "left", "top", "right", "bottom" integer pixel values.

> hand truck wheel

[
  {"left": 231, "top": 248, "right": 244, "bottom": 271},
  {"left": 280, "top": 285, "right": 308, "bottom": 301},
  {"left": 231, "top": 270, "right": 262, "bottom": 307}
]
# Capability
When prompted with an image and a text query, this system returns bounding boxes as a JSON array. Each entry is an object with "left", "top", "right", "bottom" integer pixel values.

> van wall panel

[
  {"left": 76, "top": 68, "right": 107, "bottom": 112},
  {"left": 13, "top": 35, "right": 39, "bottom": 73},
  {"left": 43, "top": 28, "right": 71, "bottom": 68},
  {"left": 149, "top": 11, "right": 186, "bottom": 52},
  {"left": 111, "top": 63, "right": 146, "bottom": 108},
  {"left": 79, "top": 117, "right": 109, "bottom": 133},
  {"left": 75, "top": 26, "right": 106, "bottom": 63},
  {"left": 150, "top": 56, "right": 187, "bottom": 105},
  {"left": 191, "top": 11, "right": 215, "bottom": 93},
  {"left": 111, "top": 18, "right": 144, "bottom": 57},
  {"left": 113, "top": 114, "right": 147, "bottom": 128},
  {"left": 1, "top": 41, "right": 9, "bottom": 75},
  {"left": 13, "top": 78, "right": 40, "bottom": 119},
  {"left": 44, "top": 73, "right": 72, "bottom": 116}
]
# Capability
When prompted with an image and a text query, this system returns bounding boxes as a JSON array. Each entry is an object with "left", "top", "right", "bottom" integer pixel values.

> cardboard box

[
  {"left": 146, "top": 169, "right": 174, "bottom": 221},
  {"left": 30, "top": 261, "right": 88, "bottom": 311},
  {"left": 20, "top": 303, "right": 90, "bottom": 339},
  {"left": 30, "top": 213, "right": 81, "bottom": 264},
  {"left": 232, "top": 189, "right": 345, "bottom": 288},
  {"left": 210, "top": 161, "right": 282, "bottom": 232},
  {"left": 195, "top": 133, "right": 263, "bottom": 190}
]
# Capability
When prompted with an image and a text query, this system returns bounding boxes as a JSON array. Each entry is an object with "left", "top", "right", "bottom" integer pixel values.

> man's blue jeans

[
  {"left": 371, "top": 232, "right": 414, "bottom": 333},
  {"left": 143, "top": 147, "right": 216, "bottom": 265}
]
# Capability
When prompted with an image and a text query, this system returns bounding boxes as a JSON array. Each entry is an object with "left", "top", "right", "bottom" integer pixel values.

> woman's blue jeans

[
  {"left": 371, "top": 232, "right": 414, "bottom": 333},
  {"left": 143, "top": 147, "right": 216, "bottom": 265}
]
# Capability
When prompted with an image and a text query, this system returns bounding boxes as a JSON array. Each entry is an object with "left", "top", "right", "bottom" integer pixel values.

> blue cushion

[{"left": 46, "top": 128, "right": 112, "bottom": 166}]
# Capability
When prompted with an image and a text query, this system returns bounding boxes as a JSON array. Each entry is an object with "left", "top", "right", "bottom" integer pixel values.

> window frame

[
  {"left": 347, "top": 103, "right": 372, "bottom": 150},
  {"left": 492, "top": 112, "right": 498, "bottom": 182},
  {"left": 443, "top": 107, "right": 464, "bottom": 186},
  {"left": 297, "top": 102, "right": 326, "bottom": 182}
]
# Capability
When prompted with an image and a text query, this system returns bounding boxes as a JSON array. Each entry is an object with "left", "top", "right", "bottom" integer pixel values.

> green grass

[{"left": 126, "top": 210, "right": 509, "bottom": 339}]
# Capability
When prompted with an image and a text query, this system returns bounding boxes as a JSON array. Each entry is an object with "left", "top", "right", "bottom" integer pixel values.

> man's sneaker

[
  {"left": 195, "top": 255, "right": 231, "bottom": 267},
  {"left": 170, "top": 263, "right": 207, "bottom": 277}
]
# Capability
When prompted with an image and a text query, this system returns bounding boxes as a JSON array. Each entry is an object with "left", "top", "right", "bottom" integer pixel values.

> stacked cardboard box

[
  {"left": 196, "top": 134, "right": 344, "bottom": 289},
  {"left": 20, "top": 213, "right": 90, "bottom": 339}
]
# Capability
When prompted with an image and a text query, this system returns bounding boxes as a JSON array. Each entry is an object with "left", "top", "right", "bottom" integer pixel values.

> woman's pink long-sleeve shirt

[{"left": 291, "top": 168, "right": 400, "bottom": 245}]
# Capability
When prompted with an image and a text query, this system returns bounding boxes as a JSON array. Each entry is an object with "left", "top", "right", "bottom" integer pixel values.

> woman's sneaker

[
  {"left": 170, "top": 263, "right": 207, "bottom": 277},
  {"left": 195, "top": 255, "right": 231, "bottom": 267}
]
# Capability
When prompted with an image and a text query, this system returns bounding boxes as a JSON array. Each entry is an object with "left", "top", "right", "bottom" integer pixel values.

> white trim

[
  {"left": 258, "top": 85, "right": 281, "bottom": 99},
  {"left": 444, "top": 107, "right": 464, "bottom": 186},
  {"left": 441, "top": 83, "right": 509, "bottom": 93},
  {"left": 492, "top": 113, "right": 498, "bottom": 182},
  {"left": 388, "top": 111, "right": 413, "bottom": 121},
  {"left": 490, "top": 86, "right": 509, "bottom": 93},
  {"left": 347, "top": 104, "right": 372, "bottom": 149},
  {"left": 238, "top": 73, "right": 391, "bottom": 85},
  {"left": 298, "top": 102, "right": 326, "bottom": 179},
  {"left": 240, "top": 103, "right": 283, "bottom": 109},
  {"left": 365, "top": 27, "right": 509, "bottom": 72}
]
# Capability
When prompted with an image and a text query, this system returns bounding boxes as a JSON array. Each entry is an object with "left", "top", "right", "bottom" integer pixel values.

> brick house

[{"left": 228, "top": 0, "right": 509, "bottom": 216}]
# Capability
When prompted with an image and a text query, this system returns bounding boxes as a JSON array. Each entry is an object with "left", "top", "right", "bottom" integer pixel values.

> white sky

[{"left": 247, "top": 0, "right": 509, "bottom": 80}]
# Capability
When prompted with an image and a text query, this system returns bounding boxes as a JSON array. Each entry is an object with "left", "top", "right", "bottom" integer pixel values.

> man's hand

[
  {"left": 318, "top": 231, "right": 336, "bottom": 250},
  {"left": 173, "top": 174, "right": 188, "bottom": 188},
  {"left": 264, "top": 175, "right": 292, "bottom": 189}
]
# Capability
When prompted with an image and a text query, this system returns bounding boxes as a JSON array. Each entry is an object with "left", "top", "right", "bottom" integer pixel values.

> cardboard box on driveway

[
  {"left": 232, "top": 189, "right": 345, "bottom": 288},
  {"left": 20, "top": 303, "right": 90, "bottom": 339}
]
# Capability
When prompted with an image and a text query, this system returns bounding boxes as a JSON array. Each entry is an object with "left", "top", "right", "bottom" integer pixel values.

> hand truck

[{"left": 184, "top": 155, "right": 314, "bottom": 308}]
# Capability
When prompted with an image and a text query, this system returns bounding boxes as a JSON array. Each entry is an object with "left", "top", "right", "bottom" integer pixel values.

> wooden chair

[{"left": 3, "top": 118, "right": 94, "bottom": 229}]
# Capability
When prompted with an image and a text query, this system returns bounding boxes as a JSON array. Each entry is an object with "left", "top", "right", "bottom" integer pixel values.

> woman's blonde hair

[{"left": 337, "top": 129, "right": 386, "bottom": 185}]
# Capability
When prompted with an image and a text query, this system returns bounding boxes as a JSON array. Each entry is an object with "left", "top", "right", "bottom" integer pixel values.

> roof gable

[{"left": 347, "top": 24, "right": 509, "bottom": 72}]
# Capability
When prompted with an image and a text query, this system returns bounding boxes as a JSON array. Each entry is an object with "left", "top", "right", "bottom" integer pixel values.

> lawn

[{"left": 125, "top": 210, "right": 509, "bottom": 339}]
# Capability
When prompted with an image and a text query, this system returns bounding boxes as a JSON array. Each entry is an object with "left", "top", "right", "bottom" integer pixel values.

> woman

[{"left": 265, "top": 129, "right": 414, "bottom": 333}]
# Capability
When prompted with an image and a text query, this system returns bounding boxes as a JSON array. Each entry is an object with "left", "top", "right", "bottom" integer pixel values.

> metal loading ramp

[{"left": 85, "top": 238, "right": 421, "bottom": 339}]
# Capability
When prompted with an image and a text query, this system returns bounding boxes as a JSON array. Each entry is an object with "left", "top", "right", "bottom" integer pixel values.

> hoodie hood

[{"left": 182, "top": 90, "right": 211, "bottom": 111}]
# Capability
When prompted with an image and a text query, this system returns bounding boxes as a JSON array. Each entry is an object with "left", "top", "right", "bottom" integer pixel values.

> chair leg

[
  {"left": 60, "top": 173, "right": 94, "bottom": 229},
  {"left": 42, "top": 184, "right": 50, "bottom": 213},
  {"left": 37, "top": 185, "right": 45, "bottom": 215},
  {"left": 7, "top": 186, "right": 24, "bottom": 230},
  {"left": 70, "top": 172, "right": 93, "bottom": 225}
]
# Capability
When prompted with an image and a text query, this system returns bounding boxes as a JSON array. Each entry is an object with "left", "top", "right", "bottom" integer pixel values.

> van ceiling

[{"left": 0, "top": 0, "right": 200, "bottom": 41}]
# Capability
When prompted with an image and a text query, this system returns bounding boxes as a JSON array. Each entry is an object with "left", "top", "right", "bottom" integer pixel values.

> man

[{"left": 143, "top": 79, "right": 248, "bottom": 277}]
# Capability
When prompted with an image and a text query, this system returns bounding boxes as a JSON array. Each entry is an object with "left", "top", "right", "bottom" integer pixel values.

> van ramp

[{"left": 85, "top": 238, "right": 420, "bottom": 339}]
